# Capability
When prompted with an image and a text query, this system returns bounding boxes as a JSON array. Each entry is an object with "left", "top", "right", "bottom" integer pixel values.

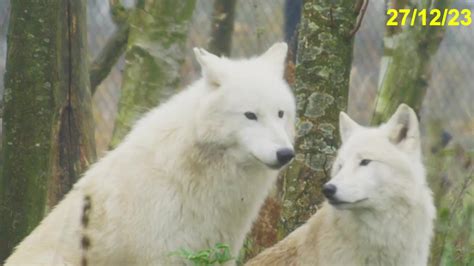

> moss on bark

[
  {"left": 110, "top": 0, "right": 196, "bottom": 147},
  {"left": 372, "top": 0, "right": 450, "bottom": 123},
  {"left": 277, "top": 0, "right": 357, "bottom": 236},
  {"left": 373, "top": 2, "right": 457, "bottom": 265},
  {"left": 0, "top": 0, "right": 95, "bottom": 260}
]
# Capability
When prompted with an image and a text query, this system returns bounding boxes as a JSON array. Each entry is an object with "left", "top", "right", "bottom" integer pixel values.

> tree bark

[
  {"left": 89, "top": 24, "right": 129, "bottom": 94},
  {"left": 277, "top": 0, "right": 358, "bottom": 237},
  {"left": 0, "top": 0, "right": 95, "bottom": 260},
  {"left": 372, "top": 0, "right": 449, "bottom": 123},
  {"left": 208, "top": 0, "right": 237, "bottom": 56},
  {"left": 373, "top": 2, "right": 458, "bottom": 265},
  {"left": 284, "top": 0, "right": 303, "bottom": 62},
  {"left": 244, "top": 2, "right": 360, "bottom": 260},
  {"left": 110, "top": 0, "right": 196, "bottom": 147}
]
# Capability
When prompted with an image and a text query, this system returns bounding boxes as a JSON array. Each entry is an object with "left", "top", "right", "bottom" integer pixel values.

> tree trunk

[
  {"left": 110, "top": 0, "right": 196, "bottom": 147},
  {"left": 284, "top": 0, "right": 303, "bottom": 62},
  {"left": 277, "top": 0, "right": 358, "bottom": 236},
  {"left": 208, "top": 0, "right": 237, "bottom": 56},
  {"left": 244, "top": 2, "right": 360, "bottom": 260},
  {"left": 372, "top": 2, "right": 459, "bottom": 265},
  {"left": 0, "top": 0, "right": 95, "bottom": 260},
  {"left": 372, "top": 0, "right": 449, "bottom": 123}
]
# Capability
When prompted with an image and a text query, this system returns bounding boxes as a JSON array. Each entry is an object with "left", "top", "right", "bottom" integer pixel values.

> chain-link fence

[
  {"left": 349, "top": 0, "right": 474, "bottom": 150},
  {"left": 86, "top": 0, "right": 287, "bottom": 152},
  {"left": 0, "top": 0, "right": 472, "bottom": 263},
  {"left": 1, "top": 0, "right": 473, "bottom": 153},
  {"left": 2, "top": 0, "right": 471, "bottom": 153}
]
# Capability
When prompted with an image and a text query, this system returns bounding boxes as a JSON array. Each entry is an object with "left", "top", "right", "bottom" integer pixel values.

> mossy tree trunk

[
  {"left": 278, "top": 0, "right": 358, "bottom": 237},
  {"left": 0, "top": 0, "right": 95, "bottom": 260},
  {"left": 208, "top": 0, "right": 237, "bottom": 56},
  {"left": 244, "top": 1, "right": 360, "bottom": 261},
  {"left": 372, "top": 0, "right": 450, "bottom": 123},
  {"left": 372, "top": 2, "right": 461, "bottom": 265},
  {"left": 110, "top": 0, "right": 196, "bottom": 146}
]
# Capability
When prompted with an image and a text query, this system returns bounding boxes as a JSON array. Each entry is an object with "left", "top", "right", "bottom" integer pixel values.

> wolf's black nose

[
  {"left": 276, "top": 148, "right": 294, "bottom": 166},
  {"left": 322, "top": 183, "right": 337, "bottom": 199}
]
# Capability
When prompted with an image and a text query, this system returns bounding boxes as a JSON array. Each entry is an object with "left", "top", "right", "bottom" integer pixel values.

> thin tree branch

[
  {"left": 89, "top": 24, "right": 129, "bottom": 94},
  {"left": 89, "top": 0, "right": 130, "bottom": 94},
  {"left": 348, "top": 0, "right": 369, "bottom": 38}
]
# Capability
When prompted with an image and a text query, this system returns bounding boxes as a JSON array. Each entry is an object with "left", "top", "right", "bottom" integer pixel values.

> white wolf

[
  {"left": 246, "top": 104, "right": 436, "bottom": 266},
  {"left": 5, "top": 43, "right": 296, "bottom": 265}
]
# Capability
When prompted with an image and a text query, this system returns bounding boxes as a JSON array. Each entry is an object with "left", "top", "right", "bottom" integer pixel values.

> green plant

[{"left": 170, "top": 243, "right": 234, "bottom": 266}]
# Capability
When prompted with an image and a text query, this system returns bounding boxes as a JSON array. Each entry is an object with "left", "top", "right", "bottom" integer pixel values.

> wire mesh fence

[
  {"left": 0, "top": 0, "right": 472, "bottom": 153},
  {"left": 349, "top": 0, "right": 474, "bottom": 150},
  {"left": 0, "top": 0, "right": 472, "bottom": 264},
  {"left": 85, "top": 0, "right": 287, "bottom": 152}
]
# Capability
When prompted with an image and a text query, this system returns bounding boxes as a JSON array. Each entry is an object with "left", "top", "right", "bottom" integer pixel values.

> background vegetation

[{"left": 0, "top": 0, "right": 472, "bottom": 265}]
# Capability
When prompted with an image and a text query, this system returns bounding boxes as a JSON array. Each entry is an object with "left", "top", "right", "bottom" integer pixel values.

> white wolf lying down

[
  {"left": 246, "top": 104, "right": 436, "bottom": 266},
  {"left": 5, "top": 43, "right": 296, "bottom": 265}
]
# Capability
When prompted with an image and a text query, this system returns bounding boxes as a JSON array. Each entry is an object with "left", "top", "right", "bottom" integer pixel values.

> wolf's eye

[
  {"left": 359, "top": 159, "right": 371, "bottom": 166},
  {"left": 278, "top": 110, "right": 284, "bottom": 118},
  {"left": 244, "top": 112, "right": 258, "bottom": 121}
]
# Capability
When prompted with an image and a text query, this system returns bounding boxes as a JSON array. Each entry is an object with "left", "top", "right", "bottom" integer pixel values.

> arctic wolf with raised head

[
  {"left": 246, "top": 104, "right": 436, "bottom": 266},
  {"left": 6, "top": 43, "right": 296, "bottom": 265}
]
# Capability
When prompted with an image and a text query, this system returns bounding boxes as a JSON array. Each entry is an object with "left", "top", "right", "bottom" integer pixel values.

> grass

[{"left": 170, "top": 243, "right": 234, "bottom": 266}]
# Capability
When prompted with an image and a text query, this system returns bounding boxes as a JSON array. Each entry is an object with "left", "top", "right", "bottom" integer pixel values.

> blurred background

[
  {"left": 0, "top": 0, "right": 472, "bottom": 265},
  {"left": 2, "top": 1, "right": 471, "bottom": 153}
]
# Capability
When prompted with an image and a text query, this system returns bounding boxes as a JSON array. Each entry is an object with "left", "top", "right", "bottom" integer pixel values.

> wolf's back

[{"left": 5, "top": 190, "right": 84, "bottom": 265}]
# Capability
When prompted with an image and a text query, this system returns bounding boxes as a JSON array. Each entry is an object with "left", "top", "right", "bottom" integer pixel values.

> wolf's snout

[
  {"left": 276, "top": 148, "right": 294, "bottom": 166},
  {"left": 322, "top": 183, "right": 337, "bottom": 199}
]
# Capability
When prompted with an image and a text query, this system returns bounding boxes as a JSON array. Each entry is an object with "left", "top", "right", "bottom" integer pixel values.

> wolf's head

[
  {"left": 323, "top": 104, "right": 425, "bottom": 210},
  {"left": 192, "top": 43, "right": 296, "bottom": 170}
]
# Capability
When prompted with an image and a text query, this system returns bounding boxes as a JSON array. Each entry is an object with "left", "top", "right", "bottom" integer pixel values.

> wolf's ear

[
  {"left": 386, "top": 104, "right": 420, "bottom": 152},
  {"left": 339, "top": 112, "right": 361, "bottom": 143},
  {"left": 260, "top": 42, "right": 288, "bottom": 77},
  {"left": 193, "top": 47, "right": 224, "bottom": 88}
]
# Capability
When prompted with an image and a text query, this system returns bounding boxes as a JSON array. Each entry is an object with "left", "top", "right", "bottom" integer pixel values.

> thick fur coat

[
  {"left": 246, "top": 104, "right": 436, "bottom": 266},
  {"left": 6, "top": 43, "right": 296, "bottom": 265}
]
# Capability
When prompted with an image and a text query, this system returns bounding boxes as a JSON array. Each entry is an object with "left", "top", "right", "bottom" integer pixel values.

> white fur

[
  {"left": 5, "top": 42, "right": 296, "bottom": 265},
  {"left": 246, "top": 104, "right": 436, "bottom": 266}
]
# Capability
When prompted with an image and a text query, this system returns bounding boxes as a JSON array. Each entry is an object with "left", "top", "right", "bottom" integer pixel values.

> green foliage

[
  {"left": 170, "top": 243, "right": 234, "bottom": 266},
  {"left": 236, "top": 237, "right": 253, "bottom": 265},
  {"left": 426, "top": 124, "right": 473, "bottom": 266}
]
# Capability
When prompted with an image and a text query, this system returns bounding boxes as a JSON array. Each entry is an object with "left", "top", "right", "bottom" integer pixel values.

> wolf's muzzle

[{"left": 276, "top": 148, "right": 294, "bottom": 167}]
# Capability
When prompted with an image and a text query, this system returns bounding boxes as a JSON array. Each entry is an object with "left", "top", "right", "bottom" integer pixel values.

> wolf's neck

[
  {"left": 175, "top": 141, "right": 276, "bottom": 251},
  {"left": 330, "top": 204, "right": 425, "bottom": 265},
  {"left": 180, "top": 141, "right": 273, "bottom": 205}
]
